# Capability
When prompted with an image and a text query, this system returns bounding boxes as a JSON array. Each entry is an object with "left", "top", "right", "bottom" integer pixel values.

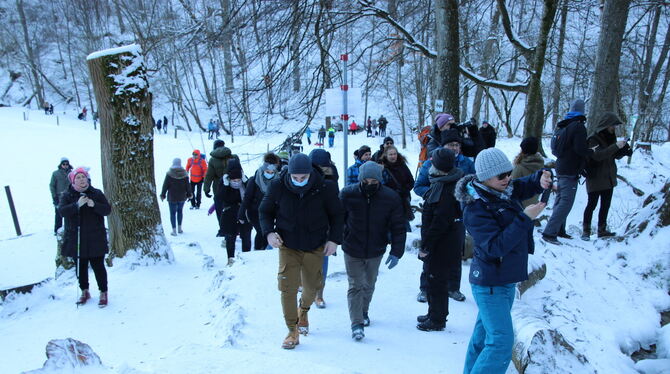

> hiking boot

[
  {"left": 542, "top": 235, "right": 561, "bottom": 245},
  {"left": 417, "top": 318, "right": 445, "bottom": 332},
  {"left": 581, "top": 229, "right": 591, "bottom": 241},
  {"left": 417, "top": 314, "right": 448, "bottom": 323},
  {"left": 315, "top": 297, "right": 326, "bottom": 309},
  {"left": 557, "top": 231, "right": 573, "bottom": 239},
  {"left": 417, "top": 290, "right": 427, "bottom": 303},
  {"left": 351, "top": 324, "right": 365, "bottom": 341},
  {"left": 281, "top": 328, "right": 300, "bottom": 349},
  {"left": 448, "top": 290, "right": 466, "bottom": 302},
  {"left": 98, "top": 292, "right": 108, "bottom": 308},
  {"left": 297, "top": 307, "right": 309, "bottom": 335},
  {"left": 363, "top": 313, "right": 370, "bottom": 327},
  {"left": 76, "top": 289, "right": 91, "bottom": 305},
  {"left": 170, "top": 228, "right": 177, "bottom": 236},
  {"left": 227, "top": 257, "right": 235, "bottom": 266},
  {"left": 178, "top": 226, "right": 183, "bottom": 234},
  {"left": 598, "top": 229, "right": 616, "bottom": 238}
]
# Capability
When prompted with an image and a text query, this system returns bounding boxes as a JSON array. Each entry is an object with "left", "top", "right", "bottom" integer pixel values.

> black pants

[
  {"left": 250, "top": 217, "right": 268, "bottom": 250},
  {"left": 425, "top": 223, "right": 464, "bottom": 323},
  {"left": 582, "top": 188, "right": 613, "bottom": 233},
  {"left": 224, "top": 224, "right": 252, "bottom": 258},
  {"left": 190, "top": 181, "right": 203, "bottom": 208},
  {"left": 54, "top": 206, "right": 63, "bottom": 234},
  {"left": 78, "top": 256, "right": 108, "bottom": 292},
  {"left": 420, "top": 226, "right": 464, "bottom": 294}
]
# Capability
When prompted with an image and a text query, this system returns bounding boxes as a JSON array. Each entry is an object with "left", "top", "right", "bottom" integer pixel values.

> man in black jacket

[
  {"left": 259, "top": 153, "right": 344, "bottom": 350},
  {"left": 340, "top": 161, "right": 406, "bottom": 341},
  {"left": 542, "top": 99, "right": 594, "bottom": 244}
]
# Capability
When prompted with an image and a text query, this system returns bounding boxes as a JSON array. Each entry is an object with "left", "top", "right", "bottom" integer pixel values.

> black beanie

[
  {"left": 227, "top": 158, "right": 242, "bottom": 179},
  {"left": 288, "top": 153, "right": 312, "bottom": 174},
  {"left": 383, "top": 136, "right": 394, "bottom": 144},
  {"left": 440, "top": 128, "right": 462, "bottom": 146},
  {"left": 431, "top": 148, "right": 455, "bottom": 172},
  {"left": 213, "top": 139, "right": 225, "bottom": 149},
  {"left": 520, "top": 137, "right": 539, "bottom": 155}
]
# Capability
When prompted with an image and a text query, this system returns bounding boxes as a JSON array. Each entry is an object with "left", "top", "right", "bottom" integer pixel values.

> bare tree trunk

[
  {"left": 434, "top": 0, "right": 460, "bottom": 118},
  {"left": 587, "top": 0, "right": 632, "bottom": 132},
  {"left": 220, "top": 0, "right": 235, "bottom": 92},
  {"left": 291, "top": 0, "right": 302, "bottom": 92},
  {"left": 87, "top": 45, "right": 171, "bottom": 262},
  {"left": 193, "top": 44, "right": 214, "bottom": 107},
  {"left": 551, "top": 0, "right": 569, "bottom": 128},
  {"left": 16, "top": 0, "right": 45, "bottom": 108}
]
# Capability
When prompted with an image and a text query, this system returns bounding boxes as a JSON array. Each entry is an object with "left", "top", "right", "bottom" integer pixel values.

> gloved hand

[
  {"left": 385, "top": 255, "right": 400, "bottom": 269},
  {"left": 205, "top": 191, "right": 212, "bottom": 198}
]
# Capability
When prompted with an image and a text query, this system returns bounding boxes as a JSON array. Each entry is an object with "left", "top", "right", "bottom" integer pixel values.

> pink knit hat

[{"left": 68, "top": 167, "right": 90, "bottom": 184}]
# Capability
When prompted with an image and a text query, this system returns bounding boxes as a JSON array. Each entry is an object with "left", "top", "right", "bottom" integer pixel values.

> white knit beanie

[{"left": 474, "top": 148, "right": 513, "bottom": 181}]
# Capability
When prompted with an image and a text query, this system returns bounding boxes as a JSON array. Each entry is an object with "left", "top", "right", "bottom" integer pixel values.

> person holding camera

[
  {"left": 427, "top": 113, "right": 483, "bottom": 158},
  {"left": 58, "top": 167, "right": 112, "bottom": 307},
  {"left": 455, "top": 148, "right": 551, "bottom": 374},
  {"left": 581, "top": 112, "right": 632, "bottom": 240}
]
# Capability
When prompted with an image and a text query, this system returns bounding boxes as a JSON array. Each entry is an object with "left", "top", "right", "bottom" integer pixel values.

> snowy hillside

[{"left": 0, "top": 108, "right": 669, "bottom": 374}]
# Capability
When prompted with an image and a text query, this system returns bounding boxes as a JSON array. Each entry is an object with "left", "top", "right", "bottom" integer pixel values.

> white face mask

[{"left": 230, "top": 180, "right": 242, "bottom": 189}]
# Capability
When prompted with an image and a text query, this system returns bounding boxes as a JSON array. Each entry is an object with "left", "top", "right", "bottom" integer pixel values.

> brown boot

[
  {"left": 281, "top": 328, "right": 300, "bottom": 349},
  {"left": 76, "top": 289, "right": 90, "bottom": 305},
  {"left": 315, "top": 288, "right": 326, "bottom": 309},
  {"left": 297, "top": 307, "right": 309, "bottom": 335}
]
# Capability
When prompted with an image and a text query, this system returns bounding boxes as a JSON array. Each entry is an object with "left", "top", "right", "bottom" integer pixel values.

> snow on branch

[
  {"left": 460, "top": 65, "right": 529, "bottom": 93},
  {"left": 496, "top": 0, "right": 535, "bottom": 61},
  {"left": 357, "top": 0, "right": 437, "bottom": 58}
]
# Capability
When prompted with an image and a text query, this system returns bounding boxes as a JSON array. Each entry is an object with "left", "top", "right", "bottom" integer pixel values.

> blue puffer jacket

[
  {"left": 454, "top": 172, "right": 543, "bottom": 286},
  {"left": 346, "top": 159, "right": 365, "bottom": 186},
  {"left": 413, "top": 155, "right": 475, "bottom": 198}
]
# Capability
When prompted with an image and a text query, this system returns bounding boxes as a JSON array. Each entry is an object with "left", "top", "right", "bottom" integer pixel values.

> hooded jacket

[
  {"left": 217, "top": 173, "right": 251, "bottom": 236},
  {"left": 554, "top": 115, "right": 593, "bottom": 176},
  {"left": 455, "top": 172, "right": 543, "bottom": 286},
  {"left": 50, "top": 164, "right": 73, "bottom": 204},
  {"left": 511, "top": 153, "right": 545, "bottom": 207},
  {"left": 584, "top": 112, "right": 632, "bottom": 193},
  {"left": 161, "top": 167, "right": 192, "bottom": 202},
  {"left": 58, "top": 185, "right": 112, "bottom": 258},
  {"left": 259, "top": 167, "right": 344, "bottom": 252},
  {"left": 339, "top": 183, "right": 406, "bottom": 259},
  {"left": 421, "top": 168, "right": 465, "bottom": 255},
  {"left": 203, "top": 146, "right": 234, "bottom": 195}
]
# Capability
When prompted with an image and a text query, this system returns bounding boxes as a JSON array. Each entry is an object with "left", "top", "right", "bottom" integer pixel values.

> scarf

[
  {"left": 424, "top": 168, "right": 464, "bottom": 205},
  {"left": 471, "top": 179, "right": 514, "bottom": 201},
  {"left": 254, "top": 167, "right": 274, "bottom": 194}
]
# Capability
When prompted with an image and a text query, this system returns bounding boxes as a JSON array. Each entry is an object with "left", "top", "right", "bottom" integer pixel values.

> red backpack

[{"left": 416, "top": 125, "right": 433, "bottom": 175}]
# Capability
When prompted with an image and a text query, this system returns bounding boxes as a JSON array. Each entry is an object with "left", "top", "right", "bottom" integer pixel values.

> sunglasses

[
  {"left": 497, "top": 171, "right": 512, "bottom": 180},
  {"left": 61, "top": 162, "right": 69, "bottom": 166}
]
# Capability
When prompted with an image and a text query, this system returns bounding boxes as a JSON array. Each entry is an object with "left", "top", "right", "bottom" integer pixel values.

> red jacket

[{"left": 186, "top": 157, "right": 208, "bottom": 183}]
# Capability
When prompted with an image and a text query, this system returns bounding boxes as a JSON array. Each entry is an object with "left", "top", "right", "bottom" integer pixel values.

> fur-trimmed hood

[
  {"left": 167, "top": 167, "right": 188, "bottom": 179},
  {"left": 455, "top": 174, "right": 478, "bottom": 205}
]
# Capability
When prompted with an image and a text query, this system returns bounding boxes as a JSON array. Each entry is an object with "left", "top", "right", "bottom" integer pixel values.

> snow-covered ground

[{"left": 0, "top": 107, "right": 668, "bottom": 373}]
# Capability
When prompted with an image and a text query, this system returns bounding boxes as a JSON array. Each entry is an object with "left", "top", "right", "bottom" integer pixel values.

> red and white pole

[{"left": 341, "top": 53, "right": 349, "bottom": 172}]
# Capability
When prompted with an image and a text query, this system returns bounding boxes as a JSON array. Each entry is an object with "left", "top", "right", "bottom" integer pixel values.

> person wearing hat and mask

[
  {"left": 346, "top": 145, "right": 372, "bottom": 186},
  {"left": 414, "top": 129, "right": 476, "bottom": 303},
  {"left": 340, "top": 161, "right": 406, "bottom": 340},
  {"left": 581, "top": 112, "right": 632, "bottom": 240},
  {"left": 371, "top": 136, "right": 394, "bottom": 162},
  {"left": 50, "top": 157, "right": 73, "bottom": 235},
  {"left": 160, "top": 158, "right": 193, "bottom": 236},
  {"left": 238, "top": 153, "right": 282, "bottom": 250},
  {"left": 259, "top": 153, "right": 344, "bottom": 349},
  {"left": 204, "top": 139, "right": 236, "bottom": 236},
  {"left": 186, "top": 150, "right": 208, "bottom": 209},
  {"left": 58, "top": 167, "right": 112, "bottom": 307},
  {"left": 416, "top": 148, "right": 465, "bottom": 331},
  {"left": 308, "top": 148, "right": 340, "bottom": 309},
  {"left": 511, "top": 137, "right": 545, "bottom": 208},
  {"left": 542, "top": 99, "right": 594, "bottom": 245},
  {"left": 215, "top": 158, "right": 251, "bottom": 265},
  {"left": 455, "top": 148, "right": 552, "bottom": 374}
]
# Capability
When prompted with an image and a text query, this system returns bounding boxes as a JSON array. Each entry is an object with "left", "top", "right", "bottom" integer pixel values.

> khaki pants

[
  {"left": 278, "top": 246, "right": 324, "bottom": 329},
  {"left": 343, "top": 252, "right": 383, "bottom": 327}
]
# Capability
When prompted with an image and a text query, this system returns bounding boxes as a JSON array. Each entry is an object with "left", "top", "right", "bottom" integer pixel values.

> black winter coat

[
  {"left": 479, "top": 125, "right": 497, "bottom": 148},
  {"left": 340, "top": 184, "right": 406, "bottom": 259},
  {"left": 426, "top": 124, "right": 483, "bottom": 158},
  {"left": 420, "top": 170, "right": 464, "bottom": 255},
  {"left": 216, "top": 175, "right": 251, "bottom": 236},
  {"left": 554, "top": 115, "right": 593, "bottom": 176},
  {"left": 584, "top": 114, "right": 632, "bottom": 193},
  {"left": 58, "top": 185, "right": 112, "bottom": 258},
  {"left": 238, "top": 173, "right": 276, "bottom": 224},
  {"left": 160, "top": 168, "right": 192, "bottom": 202},
  {"left": 259, "top": 167, "right": 344, "bottom": 252}
]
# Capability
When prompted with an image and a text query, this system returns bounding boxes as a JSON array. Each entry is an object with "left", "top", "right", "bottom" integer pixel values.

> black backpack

[{"left": 550, "top": 124, "right": 570, "bottom": 158}]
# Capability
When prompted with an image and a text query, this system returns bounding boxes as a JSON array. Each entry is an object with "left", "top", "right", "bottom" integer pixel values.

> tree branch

[
  {"left": 496, "top": 0, "right": 534, "bottom": 61},
  {"left": 460, "top": 65, "right": 529, "bottom": 93}
]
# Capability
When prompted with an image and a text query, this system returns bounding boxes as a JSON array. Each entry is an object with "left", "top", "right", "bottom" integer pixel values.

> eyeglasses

[{"left": 497, "top": 171, "right": 512, "bottom": 180}]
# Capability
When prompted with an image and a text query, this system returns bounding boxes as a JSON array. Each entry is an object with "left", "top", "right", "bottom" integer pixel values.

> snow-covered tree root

[
  {"left": 208, "top": 268, "right": 246, "bottom": 346},
  {"left": 24, "top": 338, "right": 103, "bottom": 373}
]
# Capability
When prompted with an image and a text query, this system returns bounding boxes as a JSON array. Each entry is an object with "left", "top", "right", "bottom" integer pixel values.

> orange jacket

[{"left": 186, "top": 157, "right": 208, "bottom": 183}]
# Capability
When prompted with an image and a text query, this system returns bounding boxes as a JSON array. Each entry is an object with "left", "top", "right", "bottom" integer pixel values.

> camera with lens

[{"left": 455, "top": 118, "right": 477, "bottom": 130}]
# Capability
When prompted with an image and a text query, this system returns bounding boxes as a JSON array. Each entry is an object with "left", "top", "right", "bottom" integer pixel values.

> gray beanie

[
  {"left": 570, "top": 99, "right": 585, "bottom": 114},
  {"left": 474, "top": 148, "right": 513, "bottom": 181},
  {"left": 60, "top": 157, "right": 69, "bottom": 163},
  {"left": 358, "top": 161, "right": 383, "bottom": 183},
  {"left": 288, "top": 153, "right": 312, "bottom": 174},
  {"left": 171, "top": 158, "right": 182, "bottom": 169}
]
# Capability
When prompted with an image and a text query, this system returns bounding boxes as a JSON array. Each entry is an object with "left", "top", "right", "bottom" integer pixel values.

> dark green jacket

[
  {"left": 203, "top": 146, "right": 234, "bottom": 195},
  {"left": 50, "top": 165, "right": 72, "bottom": 204},
  {"left": 511, "top": 153, "right": 545, "bottom": 207},
  {"left": 585, "top": 113, "right": 631, "bottom": 193}
]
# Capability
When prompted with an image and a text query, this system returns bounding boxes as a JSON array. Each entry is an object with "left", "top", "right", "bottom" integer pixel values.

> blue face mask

[
  {"left": 264, "top": 172, "right": 275, "bottom": 180},
  {"left": 291, "top": 176, "right": 309, "bottom": 187}
]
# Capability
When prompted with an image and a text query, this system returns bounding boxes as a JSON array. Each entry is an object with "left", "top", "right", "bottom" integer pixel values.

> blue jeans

[
  {"left": 168, "top": 201, "right": 185, "bottom": 229},
  {"left": 328, "top": 137, "right": 334, "bottom": 147},
  {"left": 463, "top": 283, "right": 516, "bottom": 374}
]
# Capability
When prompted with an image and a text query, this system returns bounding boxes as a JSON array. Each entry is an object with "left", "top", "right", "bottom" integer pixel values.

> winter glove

[
  {"left": 385, "top": 255, "right": 400, "bottom": 269},
  {"left": 160, "top": 196, "right": 165, "bottom": 201},
  {"left": 205, "top": 191, "right": 212, "bottom": 198}
]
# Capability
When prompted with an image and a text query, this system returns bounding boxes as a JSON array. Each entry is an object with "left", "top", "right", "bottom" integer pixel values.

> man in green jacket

[{"left": 50, "top": 157, "right": 72, "bottom": 235}]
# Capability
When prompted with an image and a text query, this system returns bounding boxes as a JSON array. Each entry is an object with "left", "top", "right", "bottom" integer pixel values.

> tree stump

[
  {"left": 86, "top": 45, "right": 172, "bottom": 262},
  {"left": 25, "top": 338, "right": 102, "bottom": 373}
]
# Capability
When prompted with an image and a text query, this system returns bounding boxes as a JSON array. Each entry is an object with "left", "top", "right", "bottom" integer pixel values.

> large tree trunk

[
  {"left": 434, "top": 0, "right": 460, "bottom": 118},
  {"left": 586, "top": 0, "right": 632, "bottom": 131},
  {"left": 522, "top": 0, "right": 558, "bottom": 141},
  {"left": 87, "top": 45, "right": 172, "bottom": 262},
  {"left": 551, "top": 0, "right": 569, "bottom": 128}
]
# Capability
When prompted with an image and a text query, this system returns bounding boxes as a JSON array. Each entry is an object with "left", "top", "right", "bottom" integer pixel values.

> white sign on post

[
  {"left": 325, "top": 87, "right": 363, "bottom": 118},
  {"left": 435, "top": 99, "right": 444, "bottom": 113}
]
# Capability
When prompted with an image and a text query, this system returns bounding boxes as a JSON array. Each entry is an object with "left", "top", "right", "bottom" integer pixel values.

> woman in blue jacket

[{"left": 455, "top": 148, "right": 551, "bottom": 374}]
